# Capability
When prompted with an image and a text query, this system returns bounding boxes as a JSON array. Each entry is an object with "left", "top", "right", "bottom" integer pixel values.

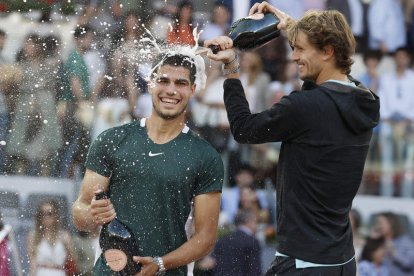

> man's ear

[
  {"left": 191, "top": 84, "right": 196, "bottom": 96},
  {"left": 323, "top": 45, "right": 334, "bottom": 60}
]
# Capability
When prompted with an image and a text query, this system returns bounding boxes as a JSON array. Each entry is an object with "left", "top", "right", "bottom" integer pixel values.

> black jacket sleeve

[{"left": 223, "top": 78, "right": 301, "bottom": 144}]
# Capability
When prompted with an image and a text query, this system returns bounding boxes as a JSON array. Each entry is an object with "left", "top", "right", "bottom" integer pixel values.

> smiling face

[
  {"left": 291, "top": 31, "right": 325, "bottom": 83},
  {"left": 149, "top": 64, "right": 195, "bottom": 120}
]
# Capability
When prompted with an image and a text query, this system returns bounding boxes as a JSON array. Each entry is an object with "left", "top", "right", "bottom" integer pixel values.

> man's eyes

[{"left": 156, "top": 79, "right": 189, "bottom": 86}]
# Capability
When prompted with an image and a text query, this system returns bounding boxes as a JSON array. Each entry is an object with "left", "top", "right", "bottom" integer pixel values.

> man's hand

[
  {"left": 132, "top": 256, "right": 159, "bottom": 276},
  {"left": 249, "top": 1, "right": 293, "bottom": 31},
  {"left": 90, "top": 190, "right": 116, "bottom": 225},
  {"left": 204, "top": 36, "right": 236, "bottom": 64}
]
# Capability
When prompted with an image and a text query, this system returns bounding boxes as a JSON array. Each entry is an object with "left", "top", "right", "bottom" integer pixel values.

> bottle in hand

[
  {"left": 209, "top": 13, "right": 280, "bottom": 53},
  {"left": 95, "top": 191, "right": 141, "bottom": 275}
]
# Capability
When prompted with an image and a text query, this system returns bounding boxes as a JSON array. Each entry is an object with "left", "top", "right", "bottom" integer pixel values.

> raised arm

[
  {"left": 133, "top": 192, "right": 221, "bottom": 275},
  {"left": 71, "top": 168, "right": 116, "bottom": 232}
]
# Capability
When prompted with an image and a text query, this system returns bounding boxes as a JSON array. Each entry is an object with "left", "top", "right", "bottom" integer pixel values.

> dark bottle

[
  {"left": 95, "top": 191, "right": 141, "bottom": 275},
  {"left": 209, "top": 13, "right": 280, "bottom": 53}
]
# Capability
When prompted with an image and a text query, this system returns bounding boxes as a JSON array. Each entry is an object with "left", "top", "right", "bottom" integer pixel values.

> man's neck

[
  {"left": 146, "top": 115, "right": 186, "bottom": 144},
  {"left": 316, "top": 69, "right": 348, "bottom": 85}
]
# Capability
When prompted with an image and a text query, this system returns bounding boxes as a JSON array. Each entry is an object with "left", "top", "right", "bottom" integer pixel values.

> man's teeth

[{"left": 161, "top": 98, "right": 179, "bottom": 104}]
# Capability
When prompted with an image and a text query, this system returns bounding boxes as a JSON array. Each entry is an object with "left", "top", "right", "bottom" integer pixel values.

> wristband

[
  {"left": 222, "top": 63, "right": 240, "bottom": 75},
  {"left": 224, "top": 56, "right": 238, "bottom": 66}
]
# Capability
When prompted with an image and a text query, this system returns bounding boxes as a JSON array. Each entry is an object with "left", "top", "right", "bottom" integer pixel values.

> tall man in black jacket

[{"left": 205, "top": 1, "right": 380, "bottom": 275}]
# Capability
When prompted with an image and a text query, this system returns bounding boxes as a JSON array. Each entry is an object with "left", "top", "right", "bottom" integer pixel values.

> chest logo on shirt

[{"left": 149, "top": 151, "right": 164, "bottom": 157}]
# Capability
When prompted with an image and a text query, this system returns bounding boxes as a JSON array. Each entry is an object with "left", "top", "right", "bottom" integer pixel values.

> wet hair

[
  {"left": 286, "top": 10, "right": 355, "bottom": 75},
  {"left": 152, "top": 54, "right": 196, "bottom": 84},
  {"left": 360, "top": 236, "right": 385, "bottom": 262}
]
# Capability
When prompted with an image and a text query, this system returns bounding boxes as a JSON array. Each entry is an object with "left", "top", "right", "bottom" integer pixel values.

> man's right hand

[
  {"left": 90, "top": 191, "right": 116, "bottom": 225},
  {"left": 204, "top": 36, "right": 236, "bottom": 64},
  {"left": 249, "top": 1, "right": 293, "bottom": 31}
]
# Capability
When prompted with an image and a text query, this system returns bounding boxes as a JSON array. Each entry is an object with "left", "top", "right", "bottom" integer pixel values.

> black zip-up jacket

[{"left": 223, "top": 77, "right": 380, "bottom": 264}]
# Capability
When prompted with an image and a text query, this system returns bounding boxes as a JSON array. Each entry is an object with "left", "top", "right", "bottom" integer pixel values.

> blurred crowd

[{"left": 1, "top": 0, "right": 414, "bottom": 275}]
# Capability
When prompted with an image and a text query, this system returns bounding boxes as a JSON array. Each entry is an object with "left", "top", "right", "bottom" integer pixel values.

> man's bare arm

[{"left": 72, "top": 169, "right": 116, "bottom": 232}]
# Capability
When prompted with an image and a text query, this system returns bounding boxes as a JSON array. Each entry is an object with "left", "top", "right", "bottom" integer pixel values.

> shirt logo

[{"left": 149, "top": 151, "right": 164, "bottom": 157}]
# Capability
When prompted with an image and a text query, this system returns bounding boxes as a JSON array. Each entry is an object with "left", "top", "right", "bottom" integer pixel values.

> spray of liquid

[{"left": 122, "top": 25, "right": 207, "bottom": 92}]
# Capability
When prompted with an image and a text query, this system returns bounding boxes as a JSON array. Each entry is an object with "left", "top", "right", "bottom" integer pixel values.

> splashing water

[{"left": 122, "top": 26, "right": 207, "bottom": 92}]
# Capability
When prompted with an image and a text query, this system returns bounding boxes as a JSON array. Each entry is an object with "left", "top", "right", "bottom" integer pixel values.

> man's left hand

[{"left": 133, "top": 256, "right": 159, "bottom": 276}]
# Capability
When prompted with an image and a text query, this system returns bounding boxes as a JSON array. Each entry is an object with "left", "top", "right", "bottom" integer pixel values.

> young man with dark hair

[
  {"left": 205, "top": 1, "right": 380, "bottom": 275},
  {"left": 72, "top": 53, "right": 224, "bottom": 275}
]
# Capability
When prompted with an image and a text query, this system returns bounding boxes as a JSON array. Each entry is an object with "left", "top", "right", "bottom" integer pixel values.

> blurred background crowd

[{"left": 1, "top": 0, "right": 414, "bottom": 275}]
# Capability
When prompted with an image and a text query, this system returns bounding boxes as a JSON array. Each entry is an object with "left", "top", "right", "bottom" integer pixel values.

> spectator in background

[
  {"left": 27, "top": 199, "right": 76, "bottom": 276},
  {"left": 0, "top": 29, "right": 8, "bottom": 64},
  {"left": 0, "top": 64, "right": 22, "bottom": 175},
  {"left": 167, "top": 1, "right": 195, "bottom": 46},
  {"left": 7, "top": 34, "right": 62, "bottom": 176},
  {"left": 149, "top": 1, "right": 176, "bottom": 42},
  {"left": 370, "top": 212, "right": 414, "bottom": 275},
  {"left": 326, "top": 0, "right": 365, "bottom": 53},
  {"left": 350, "top": 208, "right": 366, "bottom": 260},
  {"left": 192, "top": 60, "right": 230, "bottom": 154},
  {"left": 269, "top": 59, "right": 301, "bottom": 104},
  {"left": 359, "top": 50, "right": 382, "bottom": 174},
  {"left": 91, "top": 50, "right": 138, "bottom": 140},
  {"left": 211, "top": 210, "right": 262, "bottom": 276},
  {"left": 359, "top": 50, "right": 383, "bottom": 93},
  {"left": 268, "top": 0, "right": 305, "bottom": 20},
  {"left": 367, "top": 0, "right": 406, "bottom": 55},
  {"left": 240, "top": 51, "right": 271, "bottom": 114},
  {"left": 358, "top": 236, "right": 389, "bottom": 276},
  {"left": 200, "top": 3, "right": 230, "bottom": 42},
  {"left": 239, "top": 51, "right": 273, "bottom": 170},
  {"left": 218, "top": 0, "right": 262, "bottom": 23},
  {"left": 221, "top": 164, "right": 269, "bottom": 224},
  {"left": 114, "top": 11, "right": 145, "bottom": 71},
  {"left": 377, "top": 47, "right": 414, "bottom": 197},
  {"left": 55, "top": 25, "right": 93, "bottom": 179},
  {"left": 0, "top": 212, "right": 11, "bottom": 276}
]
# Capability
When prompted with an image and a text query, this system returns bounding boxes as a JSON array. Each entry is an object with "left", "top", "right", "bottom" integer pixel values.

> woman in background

[
  {"left": 27, "top": 200, "right": 76, "bottom": 276},
  {"left": 358, "top": 236, "right": 389, "bottom": 276}
]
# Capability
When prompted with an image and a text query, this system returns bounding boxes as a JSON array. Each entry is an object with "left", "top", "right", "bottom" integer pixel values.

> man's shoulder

[{"left": 94, "top": 121, "right": 141, "bottom": 142}]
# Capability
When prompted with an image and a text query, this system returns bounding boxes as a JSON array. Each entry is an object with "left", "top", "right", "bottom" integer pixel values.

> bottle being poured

[{"left": 206, "top": 12, "right": 280, "bottom": 54}]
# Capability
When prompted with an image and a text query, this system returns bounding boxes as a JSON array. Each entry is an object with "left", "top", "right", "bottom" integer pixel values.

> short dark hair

[
  {"left": 360, "top": 236, "right": 385, "bottom": 262},
  {"left": 74, "top": 25, "right": 93, "bottom": 39},
  {"left": 362, "top": 50, "right": 383, "bottom": 64},
  {"left": 152, "top": 54, "right": 196, "bottom": 84},
  {"left": 0, "top": 29, "right": 5, "bottom": 37},
  {"left": 236, "top": 163, "right": 256, "bottom": 176},
  {"left": 234, "top": 209, "right": 257, "bottom": 226}
]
